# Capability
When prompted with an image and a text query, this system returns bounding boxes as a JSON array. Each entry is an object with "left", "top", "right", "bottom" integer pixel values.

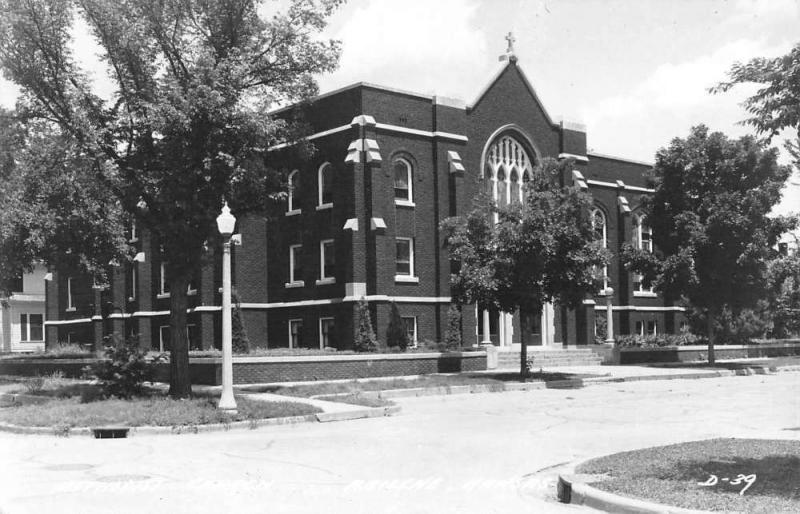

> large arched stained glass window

[{"left": 482, "top": 134, "right": 534, "bottom": 206}]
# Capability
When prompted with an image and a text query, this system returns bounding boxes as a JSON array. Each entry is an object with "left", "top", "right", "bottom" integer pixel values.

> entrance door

[{"left": 520, "top": 311, "right": 542, "bottom": 346}]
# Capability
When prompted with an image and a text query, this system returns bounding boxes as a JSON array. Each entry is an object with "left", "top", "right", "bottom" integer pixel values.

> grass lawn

[
  {"left": 576, "top": 438, "right": 800, "bottom": 513},
  {"left": 0, "top": 395, "right": 321, "bottom": 428}
]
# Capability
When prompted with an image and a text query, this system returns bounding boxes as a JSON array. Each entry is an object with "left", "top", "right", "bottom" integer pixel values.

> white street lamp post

[
  {"left": 216, "top": 202, "right": 237, "bottom": 414},
  {"left": 604, "top": 287, "right": 615, "bottom": 344}
]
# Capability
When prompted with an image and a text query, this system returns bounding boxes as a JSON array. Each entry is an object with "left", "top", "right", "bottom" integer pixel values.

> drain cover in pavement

[
  {"left": 96, "top": 474, "right": 151, "bottom": 482},
  {"left": 44, "top": 463, "right": 95, "bottom": 471}
]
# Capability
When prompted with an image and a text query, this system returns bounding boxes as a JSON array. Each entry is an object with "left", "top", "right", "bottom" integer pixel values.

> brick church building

[{"left": 43, "top": 52, "right": 686, "bottom": 352}]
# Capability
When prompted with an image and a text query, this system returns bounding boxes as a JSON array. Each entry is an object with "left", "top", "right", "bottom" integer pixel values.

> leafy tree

[
  {"left": 712, "top": 41, "right": 800, "bottom": 166},
  {"left": 443, "top": 157, "right": 608, "bottom": 377},
  {"left": 444, "top": 303, "right": 462, "bottom": 350},
  {"left": 354, "top": 297, "right": 378, "bottom": 352},
  {"left": 0, "top": 0, "right": 342, "bottom": 397},
  {"left": 766, "top": 253, "right": 800, "bottom": 338},
  {"left": 621, "top": 125, "right": 796, "bottom": 364},
  {"left": 386, "top": 301, "right": 409, "bottom": 351}
]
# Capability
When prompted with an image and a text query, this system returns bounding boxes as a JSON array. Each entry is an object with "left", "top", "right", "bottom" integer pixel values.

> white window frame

[
  {"left": 159, "top": 325, "right": 170, "bottom": 352},
  {"left": 158, "top": 261, "right": 170, "bottom": 298},
  {"left": 319, "top": 317, "right": 335, "bottom": 350},
  {"left": 286, "top": 244, "right": 304, "bottom": 287},
  {"left": 130, "top": 221, "right": 138, "bottom": 242},
  {"left": 288, "top": 319, "right": 303, "bottom": 349},
  {"left": 395, "top": 237, "right": 419, "bottom": 283},
  {"left": 66, "top": 277, "right": 76, "bottom": 312},
  {"left": 286, "top": 169, "right": 301, "bottom": 216},
  {"left": 647, "top": 320, "right": 657, "bottom": 336},
  {"left": 402, "top": 316, "right": 418, "bottom": 347},
  {"left": 633, "top": 214, "right": 656, "bottom": 296},
  {"left": 19, "top": 313, "right": 44, "bottom": 342},
  {"left": 316, "top": 162, "right": 333, "bottom": 210},
  {"left": 393, "top": 157, "right": 415, "bottom": 207},
  {"left": 317, "top": 239, "right": 335, "bottom": 285}
]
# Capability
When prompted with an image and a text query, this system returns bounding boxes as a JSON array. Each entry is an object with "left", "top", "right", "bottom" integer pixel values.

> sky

[{"left": 0, "top": 0, "right": 798, "bottom": 225}]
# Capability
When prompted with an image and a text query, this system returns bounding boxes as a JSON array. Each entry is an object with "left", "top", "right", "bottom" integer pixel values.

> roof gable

[{"left": 469, "top": 59, "right": 557, "bottom": 128}]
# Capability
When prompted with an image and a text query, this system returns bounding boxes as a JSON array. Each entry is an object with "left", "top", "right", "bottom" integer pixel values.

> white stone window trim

[
  {"left": 288, "top": 319, "right": 303, "bottom": 349},
  {"left": 393, "top": 157, "right": 413, "bottom": 204},
  {"left": 395, "top": 237, "right": 416, "bottom": 281},
  {"left": 318, "top": 239, "right": 336, "bottom": 284},
  {"left": 633, "top": 291, "right": 658, "bottom": 298},
  {"left": 287, "top": 169, "right": 301, "bottom": 214},
  {"left": 633, "top": 214, "right": 655, "bottom": 294},
  {"left": 318, "top": 317, "right": 335, "bottom": 350},
  {"left": 129, "top": 221, "right": 138, "bottom": 243},
  {"left": 482, "top": 134, "right": 534, "bottom": 207},
  {"left": 317, "top": 162, "right": 333, "bottom": 208}
]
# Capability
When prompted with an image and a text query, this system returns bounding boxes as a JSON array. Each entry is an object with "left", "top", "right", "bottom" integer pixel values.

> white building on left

[{"left": 0, "top": 264, "right": 46, "bottom": 352}]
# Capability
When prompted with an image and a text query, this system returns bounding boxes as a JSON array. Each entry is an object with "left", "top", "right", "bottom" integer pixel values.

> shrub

[
  {"left": 354, "top": 298, "right": 378, "bottom": 352},
  {"left": 594, "top": 312, "right": 608, "bottom": 344},
  {"left": 386, "top": 302, "right": 410, "bottom": 351},
  {"left": 84, "top": 336, "right": 161, "bottom": 399},
  {"left": 616, "top": 333, "right": 705, "bottom": 348},
  {"left": 232, "top": 291, "right": 250, "bottom": 354},
  {"left": 23, "top": 375, "right": 46, "bottom": 394},
  {"left": 445, "top": 304, "right": 462, "bottom": 349}
]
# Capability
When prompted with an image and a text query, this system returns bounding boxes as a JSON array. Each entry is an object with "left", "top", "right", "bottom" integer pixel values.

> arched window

[
  {"left": 590, "top": 207, "right": 609, "bottom": 291},
  {"left": 287, "top": 169, "right": 300, "bottom": 213},
  {"left": 318, "top": 162, "right": 333, "bottom": 207},
  {"left": 482, "top": 134, "right": 534, "bottom": 206},
  {"left": 633, "top": 214, "right": 654, "bottom": 293},
  {"left": 393, "top": 158, "right": 412, "bottom": 203}
]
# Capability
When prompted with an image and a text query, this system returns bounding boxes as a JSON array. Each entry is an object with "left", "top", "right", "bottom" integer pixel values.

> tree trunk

[
  {"left": 706, "top": 309, "right": 716, "bottom": 366},
  {"left": 520, "top": 311, "right": 528, "bottom": 380},
  {"left": 168, "top": 274, "right": 192, "bottom": 398}
]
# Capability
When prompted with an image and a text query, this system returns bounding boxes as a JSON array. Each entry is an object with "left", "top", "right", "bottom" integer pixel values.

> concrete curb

[
  {"left": 557, "top": 472, "right": 710, "bottom": 514},
  {"left": 0, "top": 403, "right": 401, "bottom": 437}
]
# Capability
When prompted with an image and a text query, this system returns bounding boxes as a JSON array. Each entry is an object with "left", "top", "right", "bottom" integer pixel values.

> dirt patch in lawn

[{"left": 576, "top": 438, "right": 800, "bottom": 513}]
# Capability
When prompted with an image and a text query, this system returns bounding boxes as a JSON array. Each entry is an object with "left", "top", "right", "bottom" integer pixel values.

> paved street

[{"left": 1, "top": 372, "right": 799, "bottom": 514}]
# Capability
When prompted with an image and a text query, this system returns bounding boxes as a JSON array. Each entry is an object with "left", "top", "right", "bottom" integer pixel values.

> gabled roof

[{"left": 468, "top": 58, "right": 558, "bottom": 128}]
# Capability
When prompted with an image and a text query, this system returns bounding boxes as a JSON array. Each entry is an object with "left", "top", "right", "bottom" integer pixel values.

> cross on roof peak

[
  {"left": 499, "top": 31, "right": 518, "bottom": 62},
  {"left": 505, "top": 31, "right": 516, "bottom": 54}
]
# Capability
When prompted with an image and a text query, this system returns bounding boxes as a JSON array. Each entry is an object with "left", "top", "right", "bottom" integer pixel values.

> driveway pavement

[{"left": 0, "top": 372, "right": 798, "bottom": 513}]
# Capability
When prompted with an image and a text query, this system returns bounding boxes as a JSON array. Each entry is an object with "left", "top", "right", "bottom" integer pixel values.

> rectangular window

[
  {"left": 402, "top": 316, "right": 417, "bottom": 347},
  {"left": 289, "top": 245, "right": 303, "bottom": 284},
  {"left": 395, "top": 238, "right": 414, "bottom": 276},
  {"left": 19, "top": 314, "right": 42, "bottom": 342},
  {"left": 130, "top": 221, "right": 138, "bottom": 242},
  {"left": 320, "top": 240, "right": 335, "bottom": 281},
  {"left": 128, "top": 263, "right": 137, "bottom": 301},
  {"left": 647, "top": 320, "right": 657, "bottom": 336},
  {"left": 160, "top": 262, "right": 170, "bottom": 295},
  {"left": 66, "top": 277, "right": 75, "bottom": 310},
  {"left": 289, "top": 319, "right": 303, "bottom": 349},
  {"left": 319, "top": 317, "right": 335, "bottom": 349},
  {"left": 635, "top": 321, "right": 644, "bottom": 336},
  {"left": 159, "top": 325, "right": 170, "bottom": 352}
]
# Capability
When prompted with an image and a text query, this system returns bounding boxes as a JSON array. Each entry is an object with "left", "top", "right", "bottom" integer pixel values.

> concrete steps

[{"left": 495, "top": 348, "right": 603, "bottom": 369}]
